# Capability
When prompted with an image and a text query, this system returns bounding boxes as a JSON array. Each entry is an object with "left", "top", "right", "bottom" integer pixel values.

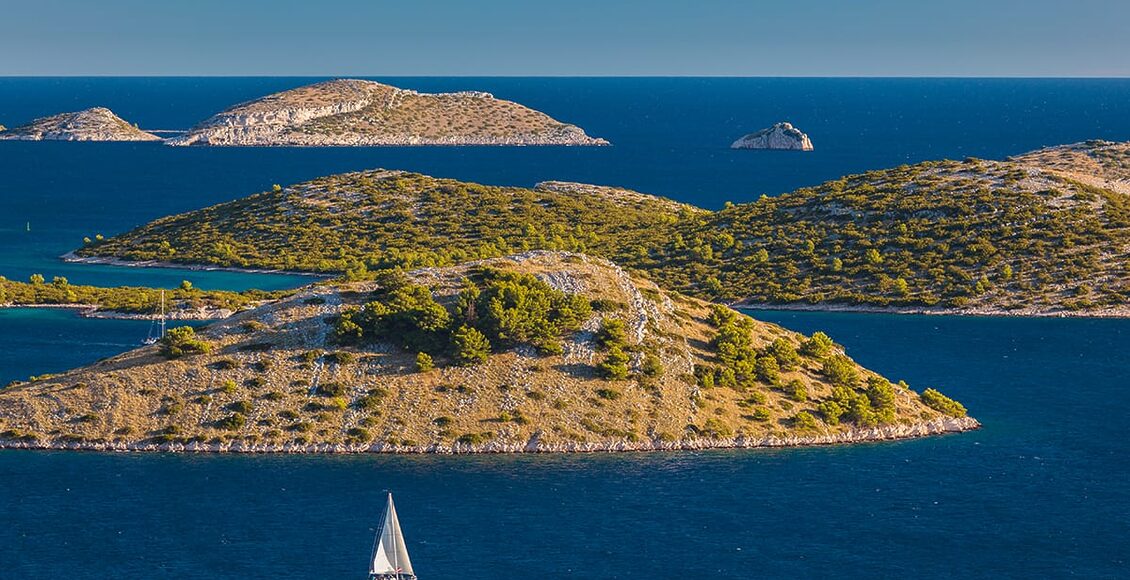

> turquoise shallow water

[{"left": 1, "top": 78, "right": 1129, "bottom": 577}]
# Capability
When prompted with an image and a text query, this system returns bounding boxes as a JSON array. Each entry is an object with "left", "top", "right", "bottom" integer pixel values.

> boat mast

[
  {"left": 391, "top": 493, "right": 400, "bottom": 580},
  {"left": 159, "top": 289, "right": 166, "bottom": 338}
]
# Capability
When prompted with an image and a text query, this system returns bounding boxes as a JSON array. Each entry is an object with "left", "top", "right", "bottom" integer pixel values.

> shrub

[
  {"left": 597, "top": 346, "right": 630, "bottom": 380},
  {"left": 821, "top": 355, "right": 860, "bottom": 388},
  {"left": 784, "top": 379, "right": 807, "bottom": 402},
  {"left": 346, "top": 427, "right": 372, "bottom": 442},
  {"left": 217, "top": 413, "right": 246, "bottom": 430},
  {"left": 818, "top": 400, "right": 844, "bottom": 425},
  {"left": 595, "top": 387, "right": 622, "bottom": 400},
  {"left": 921, "top": 388, "right": 967, "bottom": 417},
  {"left": 764, "top": 338, "right": 801, "bottom": 370},
  {"left": 800, "top": 331, "right": 835, "bottom": 358},
  {"left": 641, "top": 353, "right": 664, "bottom": 377},
  {"left": 701, "top": 418, "right": 734, "bottom": 438},
  {"left": 755, "top": 355, "right": 780, "bottom": 385},
  {"left": 326, "top": 351, "right": 355, "bottom": 365},
  {"left": 415, "top": 352, "right": 435, "bottom": 372},
  {"left": 595, "top": 318, "right": 628, "bottom": 349},
  {"left": 792, "top": 411, "right": 818, "bottom": 429},
  {"left": 315, "top": 382, "right": 347, "bottom": 397},
  {"left": 354, "top": 390, "right": 386, "bottom": 411},
  {"left": 159, "top": 326, "right": 211, "bottom": 358},
  {"left": 452, "top": 325, "right": 491, "bottom": 366},
  {"left": 228, "top": 400, "right": 253, "bottom": 414},
  {"left": 220, "top": 379, "right": 238, "bottom": 394},
  {"left": 456, "top": 432, "right": 493, "bottom": 445},
  {"left": 212, "top": 358, "right": 238, "bottom": 370}
]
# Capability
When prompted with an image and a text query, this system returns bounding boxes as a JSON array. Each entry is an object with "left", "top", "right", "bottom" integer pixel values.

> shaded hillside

[
  {"left": 0, "top": 253, "right": 973, "bottom": 452},
  {"left": 167, "top": 79, "right": 607, "bottom": 146}
]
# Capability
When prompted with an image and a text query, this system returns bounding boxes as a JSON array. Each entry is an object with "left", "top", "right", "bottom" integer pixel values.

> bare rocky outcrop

[
  {"left": 0, "top": 107, "right": 160, "bottom": 141},
  {"left": 731, "top": 122, "right": 813, "bottom": 151},
  {"left": 1010, "top": 139, "right": 1130, "bottom": 195},
  {"left": 167, "top": 79, "right": 608, "bottom": 146}
]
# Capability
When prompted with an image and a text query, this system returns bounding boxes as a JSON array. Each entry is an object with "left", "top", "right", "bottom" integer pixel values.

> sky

[{"left": 1, "top": 0, "right": 1127, "bottom": 76}]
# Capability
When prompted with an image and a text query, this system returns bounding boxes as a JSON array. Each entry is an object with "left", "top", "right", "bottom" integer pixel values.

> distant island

[
  {"left": 0, "top": 107, "right": 160, "bottom": 141},
  {"left": 731, "top": 122, "right": 813, "bottom": 151},
  {"left": 73, "top": 140, "right": 1130, "bottom": 317},
  {"left": 166, "top": 79, "right": 609, "bottom": 147},
  {"left": 0, "top": 252, "right": 974, "bottom": 453}
]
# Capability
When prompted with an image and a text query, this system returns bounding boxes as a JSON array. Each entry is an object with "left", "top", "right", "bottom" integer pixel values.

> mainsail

[{"left": 370, "top": 493, "right": 415, "bottom": 578}]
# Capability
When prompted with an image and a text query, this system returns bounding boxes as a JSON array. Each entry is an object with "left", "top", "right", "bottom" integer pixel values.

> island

[
  {"left": 73, "top": 140, "right": 1130, "bottom": 316},
  {"left": 0, "top": 252, "right": 974, "bottom": 452},
  {"left": 0, "top": 275, "right": 285, "bottom": 320},
  {"left": 165, "top": 79, "right": 609, "bottom": 147},
  {"left": 731, "top": 122, "right": 813, "bottom": 151},
  {"left": 0, "top": 107, "right": 160, "bottom": 141}
]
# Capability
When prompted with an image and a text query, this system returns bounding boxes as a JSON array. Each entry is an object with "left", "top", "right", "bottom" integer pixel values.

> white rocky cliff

[
  {"left": 0, "top": 107, "right": 160, "bottom": 141},
  {"left": 731, "top": 122, "right": 813, "bottom": 151},
  {"left": 167, "top": 79, "right": 609, "bottom": 146}
]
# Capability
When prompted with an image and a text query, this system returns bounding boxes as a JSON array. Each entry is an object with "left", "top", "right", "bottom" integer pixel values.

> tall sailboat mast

[
  {"left": 159, "top": 289, "right": 166, "bottom": 339},
  {"left": 369, "top": 493, "right": 415, "bottom": 579}
]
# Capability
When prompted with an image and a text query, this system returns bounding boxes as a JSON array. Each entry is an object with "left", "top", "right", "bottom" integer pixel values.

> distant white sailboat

[
  {"left": 369, "top": 493, "right": 416, "bottom": 580},
  {"left": 142, "top": 289, "right": 167, "bottom": 345}
]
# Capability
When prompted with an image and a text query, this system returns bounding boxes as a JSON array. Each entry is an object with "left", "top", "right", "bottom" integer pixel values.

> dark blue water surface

[
  {"left": 1, "top": 78, "right": 1130, "bottom": 578},
  {"left": 3, "top": 78, "right": 1130, "bottom": 288},
  {"left": 1, "top": 310, "right": 1126, "bottom": 578}
]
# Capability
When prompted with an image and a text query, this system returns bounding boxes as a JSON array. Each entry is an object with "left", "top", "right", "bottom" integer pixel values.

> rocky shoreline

[
  {"left": 61, "top": 251, "right": 328, "bottom": 278},
  {"left": 0, "top": 302, "right": 228, "bottom": 320},
  {"left": 739, "top": 301, "right": 1130, "bottom": 319},
  {"left": 0, "top": 417, "right": 979, "bottom": 455}
]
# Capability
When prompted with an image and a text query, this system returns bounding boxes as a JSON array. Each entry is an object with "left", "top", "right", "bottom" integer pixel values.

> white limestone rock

[
  {"left": 0, "top": 107, "right": 160, "bottom": 141},
  {"left": 731, "top": 122, "right": 813, "bottom": 151}
]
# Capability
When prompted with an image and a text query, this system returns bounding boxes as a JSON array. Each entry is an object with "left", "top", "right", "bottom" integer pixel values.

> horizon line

[{"left": 1, "top": 74, "right": 1128, "bottom": 80}]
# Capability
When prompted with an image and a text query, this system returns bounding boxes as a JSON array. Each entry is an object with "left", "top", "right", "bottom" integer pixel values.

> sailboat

[
  {"left": 369, "top": 493, "right": 416, "bottom": 580},
  {"left": 142, "top": 289, "right": 167, "bottom": 345}
]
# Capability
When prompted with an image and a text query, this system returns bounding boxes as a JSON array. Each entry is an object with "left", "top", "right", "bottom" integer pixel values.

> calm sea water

[
  {"left": 2, "top": 78, "right": 1130, "bottom": 288},
  {"left": 1, "top": 78, "right": 1129, "bottom": 578},
  {"left": 0, "top": 310, "right": 1126, "bottom": 578}
]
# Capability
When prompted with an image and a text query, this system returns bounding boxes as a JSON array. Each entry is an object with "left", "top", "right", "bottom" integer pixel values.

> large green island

[
  {"left": 74, "top": 140, "right": 1130, "bottom": 316},
  {"left": 12, "top": 139, "right": 1122, "bottom": 453}
]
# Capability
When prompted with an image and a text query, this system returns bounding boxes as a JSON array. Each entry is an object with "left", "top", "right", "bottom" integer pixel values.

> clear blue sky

[{"left": 3, "top": 0, "right": 1127, "bottom": 76}]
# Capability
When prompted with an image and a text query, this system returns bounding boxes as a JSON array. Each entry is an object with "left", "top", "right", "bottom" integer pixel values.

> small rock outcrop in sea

[
  {"left": 731, "top": 122, "right": 813, "bottom": 151},
  {"left": 0, "top": 107, "right": 160, "bottom": 141},
  {"left": 167, "top": 79, "right": 609, "bottom": 147}
]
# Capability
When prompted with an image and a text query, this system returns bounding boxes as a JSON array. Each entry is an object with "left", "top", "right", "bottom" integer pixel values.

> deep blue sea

[{"left": 1, "top": 78, "right": 1129, "bottom": 578}]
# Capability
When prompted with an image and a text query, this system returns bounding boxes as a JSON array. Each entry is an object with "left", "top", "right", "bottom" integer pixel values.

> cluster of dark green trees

[
  {"left": 696, "top": 305, "right": 799, "bottom": 390},
  {"left": 159, "top": 326, "right": 211, "bottom": 358},
  {"left": 77, "top": 162, "right": 1130, "bottom": 311},
  {"left": 334, "top": 267, "right": 592, "bottom": 368},
  {"left": 699, "top": 304, "right": 962, "bottom": 426}
]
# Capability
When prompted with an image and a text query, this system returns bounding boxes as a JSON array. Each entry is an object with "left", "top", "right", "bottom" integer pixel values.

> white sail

[{"left": 370, "top": 493, "right": 414, "bottom": 577}]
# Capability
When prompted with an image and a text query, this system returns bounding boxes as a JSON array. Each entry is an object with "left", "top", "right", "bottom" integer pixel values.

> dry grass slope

[
  {"left": 0, "top": 253, "right": 973, "bottom": 453},
  {"left": 170, "top": 79, "right": 607, "bottom": 146}
]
